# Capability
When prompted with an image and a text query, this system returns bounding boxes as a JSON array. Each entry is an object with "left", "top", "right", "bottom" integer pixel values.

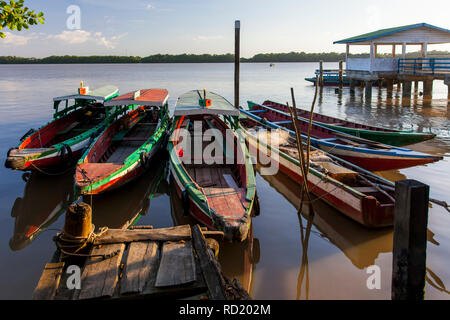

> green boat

[
  {"left": 5, "top": 84, "right": 120, "bottom": 172},
  {"left": 168, "top": 90, "right": 256, "bottom": 241},
  {"left": 248, "top": 100, "right": 436, "bottom": 146},
  {"left": 75, "top": 89, "right": 170, "bottom": 195}
]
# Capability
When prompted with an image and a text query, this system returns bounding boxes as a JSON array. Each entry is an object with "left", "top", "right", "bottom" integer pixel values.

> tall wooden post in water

[
  {"left": 392, "top": 180, "right": 429, "bottom": 300},
  {"left": 234, "top": 20, "right": 240, "bottom": 109}
]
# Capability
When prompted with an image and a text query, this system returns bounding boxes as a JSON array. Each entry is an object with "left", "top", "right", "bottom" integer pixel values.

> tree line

[{"left": 0, "top": 51, "right": 449, "bottom": 64}]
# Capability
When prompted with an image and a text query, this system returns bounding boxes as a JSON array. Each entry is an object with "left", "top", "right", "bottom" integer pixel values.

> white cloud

[
  {"left": 49, "top": 30, "right": 92, "bottom": 44},
  {"left": 193, "top": 35, "right": 224, "bottom": 41},
  {"left": 146, "top": 4, "right": 155, "bottom": 9},
  {"left": 47, "top": 30, "right": 124, "bottom": 49},
  {"left": 1, "top": 32, "right": 35, "bottom": 46}
]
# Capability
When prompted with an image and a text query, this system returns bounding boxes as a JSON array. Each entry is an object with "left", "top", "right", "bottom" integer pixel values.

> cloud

[
  {"left": 48, "top": 30, "right": 125, "bottom": 49},
  {"left": 146, "top": 4, "right": 155, "bottom": 10},
  {"left": 193, "top": 35, "right": 224, "bottom": 41},
  {"left": 1, "top": 32, "right": 35, "bottom": 46},
  {"left": 49, "top": 30, "right": 92, "bottom": 44}
]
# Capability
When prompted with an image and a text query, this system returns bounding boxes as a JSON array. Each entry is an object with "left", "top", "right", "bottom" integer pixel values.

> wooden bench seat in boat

[
  {"left": 312, "top": 161, "right": 358, "bottom": 182},
  {"left": 77, "top": 163, "right": 123, "bottom": 182},
  {"left": 352, "top": 186, "right": 379, "bottom": 194}
]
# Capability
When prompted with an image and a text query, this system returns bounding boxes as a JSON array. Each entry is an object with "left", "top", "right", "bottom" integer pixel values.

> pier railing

[{"left": 398, "top": 58, "right": 450, "bottom": 75}]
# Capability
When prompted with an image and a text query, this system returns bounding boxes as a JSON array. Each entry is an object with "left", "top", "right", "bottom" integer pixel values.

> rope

[{"left": 54, "top": 226, "right": 118, "bottom": 259}]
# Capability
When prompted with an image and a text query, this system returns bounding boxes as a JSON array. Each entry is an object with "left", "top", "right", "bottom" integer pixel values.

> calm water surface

[{"left": 0, "top": 63, "right": 449, "bottom": 299}]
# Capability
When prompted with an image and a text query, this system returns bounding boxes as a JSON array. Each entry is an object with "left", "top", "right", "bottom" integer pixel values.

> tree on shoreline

[{"left": 0, "top": 0, "right": 44, "bottom": 38}]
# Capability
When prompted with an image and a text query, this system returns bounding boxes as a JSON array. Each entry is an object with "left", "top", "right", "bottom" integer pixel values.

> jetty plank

[
  {"left": 78, "top": 243, "right": 125, "bottom": 300},
  {"left": 94, "top": 225, "right": 191, "bottom": 244},
  {"left": 120, "top": 241, "right": 159, "bottom": 295},
  {"left": 32, "top": 262, "right": 65, "bottom": 300},
  {"left": 191, "top": 225, "right": 227, "bottom": 300},
  {"left": 155, "top": 241, "right": 196, "bottom": 287}
]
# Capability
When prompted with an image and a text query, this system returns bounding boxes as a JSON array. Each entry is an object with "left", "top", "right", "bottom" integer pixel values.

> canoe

[
  {"left": 252, "top": 100, "right": 435, "bottom": 146},
  {"left": 75, "top": 89, "right": 170, "bottom": 195},
  {"left": 168, "top": 90, "right": 256, "bottom": 241},
  {"left": 5, "top": 85, "right": 120, "bottom": 172},
  {"left": 245, "top": 103, "right": 442, "bottom": 171},
  {"left": 239, "top": 109, "right": 396, "bottom": 227}
]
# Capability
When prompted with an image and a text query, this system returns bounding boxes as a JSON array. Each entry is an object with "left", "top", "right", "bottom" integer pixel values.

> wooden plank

[
  {"left": 78, "top": 243, "right": 125, "bottom": 300},
  {"left": 32, "top": 262, "right": 65, "bottom": 300},
  {"left": 94, "top": 225, "right": 192, "bottom": 245},
  {"left": 120, "top": 241, "right": 159, "bottom": 295},
  {"left": 155, "top": 241, "right": 196, "bottom": 287},
  {"left": 191, "top": 225, "right": 227, "bottom": 300}
]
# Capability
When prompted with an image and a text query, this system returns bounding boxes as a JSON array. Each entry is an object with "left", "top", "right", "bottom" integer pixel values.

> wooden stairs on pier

[{"left": 32, "top": 224, "right": 250, "bottom": 300}]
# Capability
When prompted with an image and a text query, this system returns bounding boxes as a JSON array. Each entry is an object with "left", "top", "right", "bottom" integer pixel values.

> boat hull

[
  {"left": 243, "top": 128, "right": 393, "bottom": 227},
  {"left": 259, "top": 100, "right": 436, "bottom": 146}
]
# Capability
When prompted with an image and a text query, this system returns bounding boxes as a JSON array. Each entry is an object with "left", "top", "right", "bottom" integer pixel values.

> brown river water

[{"left": 0, "top": 63, "right": 449, "bottom": 299}]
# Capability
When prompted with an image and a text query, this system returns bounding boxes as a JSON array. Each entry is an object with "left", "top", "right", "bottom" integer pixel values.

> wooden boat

[
  {"left": 305, "top": 70, "right": 351, "bottom": 86},
  {"left": 244, "top": 103, "right": 442, "bottom": 171},
  {"left": 239, "top": 109, "right": 396, "bottom": 227},
  {"left": 251, "top": 100, "right": 435, "bottom": 146},
  {"left": 75, "top": 89, "right": 170, "bottom": 195},
  {"left": 5, "top": 85, "right": 120, "bottom": 172},
  {"left": 168, "top": 90, "right": 256, "bottom": 241}
]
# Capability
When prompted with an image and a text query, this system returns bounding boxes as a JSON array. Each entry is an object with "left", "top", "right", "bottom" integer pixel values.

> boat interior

[
  {"left": 23, "top": 103, "right": 107, "bottom": 149},
  {"left": 95, "top": 107, "right": 160, "bottom": 164},
  {"left": 240, "top": 117, "right": 395, "bottom": 205},
  {"left": 175, "top": 115, "right": 249, "bottom": 218}
]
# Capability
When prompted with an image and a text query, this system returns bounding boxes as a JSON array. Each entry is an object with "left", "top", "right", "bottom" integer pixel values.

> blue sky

[{"left": 1, "top": 0, "right": 450, "bottom": 57}]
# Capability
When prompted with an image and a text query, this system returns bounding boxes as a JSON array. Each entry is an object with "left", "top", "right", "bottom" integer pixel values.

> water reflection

[
  {"left": 169, "top": 177, "right": 259, "bottom": 295},
  {"left": 258, "top": 166, "right": 393, "bottom": 270},
  {"left": 85, "top": 152, "right": 169, "bottom": 230},
  {"left": 9, "top": 170, "right": 75, "bottom": 251}
]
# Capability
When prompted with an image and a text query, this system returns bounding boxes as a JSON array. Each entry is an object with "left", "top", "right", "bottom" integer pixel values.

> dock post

[
  {"left": 234, "top": 20, "right": 240, "bottom": 109},
  {"left": 364, "top": 81, "right": 372, "bottom": 100},
  {"left": 444, "top": 77, "right": 450, "bottom": 107},
  {"left": 319, "top": 60, "right": 324, "bottom": 86},
  {"left": 414, "top": 81, "right": 419, "bottom": 96},
  {"left": 62, "top": 202, "right": 93, "bottom": 240},
  {"left": 338, "top": 60, "right": 344, "bottom": 87},
  {"left": 423, "top": 80, "right": 433, "bottom": 100},
  {"left": 386, "top": 79, "right": 394, "bottom": 97},
  {"left": 349, "top": 79, "right": 356, "bottom": 95},
  {"left": 402, "top": 81, "right": 412, "bottom": 98},
  {"left": 392, "top": 180, "right": 429, "bottom": 300}
]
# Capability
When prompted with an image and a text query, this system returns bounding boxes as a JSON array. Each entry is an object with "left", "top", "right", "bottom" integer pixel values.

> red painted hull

[{"left": 335, "top": 154, "right": 437, "bottom": 171}]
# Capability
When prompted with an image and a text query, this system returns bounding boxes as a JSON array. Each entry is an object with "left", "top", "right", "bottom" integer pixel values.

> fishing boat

[
  {"left": 239, "top": 109, "right": 396, "bottom": 227},
  {"left": 250, "top": 100, "right": 435, "bottom": 146},
  {"left": 168, "top": 90, "right": 256, "bottom": 241},
  {"left": 75, "top": 89, "right": 170, "bottom": 195},
  {"left": 305, "top": 69, "right": 352, "bottom": 86},
  {"left": 245, "top": 103, "right": 442, "bottom": 171},
  {"left": 5, "top": 84, "right": 119, "bottom": 172}
]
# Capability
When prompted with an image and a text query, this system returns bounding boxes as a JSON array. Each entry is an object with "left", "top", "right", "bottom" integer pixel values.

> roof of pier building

[{"left": 334, "top": 23, "right": 450, "bottom": 45}]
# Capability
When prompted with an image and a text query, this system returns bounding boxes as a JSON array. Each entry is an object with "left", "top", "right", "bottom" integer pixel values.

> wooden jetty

[
  {"left": 32, "top": 222, "right": 250, "bottom": 300},
  {"left": 334, "top": 23, "right": 450, "bottom": 103}
]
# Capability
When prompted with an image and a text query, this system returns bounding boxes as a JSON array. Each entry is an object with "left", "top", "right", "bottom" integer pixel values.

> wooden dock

[{"left": 32, "top": 224, "right": 250, "bottom": 300}]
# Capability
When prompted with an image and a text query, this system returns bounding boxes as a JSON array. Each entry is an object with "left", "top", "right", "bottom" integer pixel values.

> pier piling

[
  {"left": 364, "top": 81, "right": 372, "bottom": 99},
  {"left": 392, "top": 180, "right": 429, "bottom": 300}
]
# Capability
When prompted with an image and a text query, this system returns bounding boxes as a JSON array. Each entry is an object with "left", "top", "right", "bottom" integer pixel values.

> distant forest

[{"left": 0, "top": 51, "right": 449, "bottom": 64}]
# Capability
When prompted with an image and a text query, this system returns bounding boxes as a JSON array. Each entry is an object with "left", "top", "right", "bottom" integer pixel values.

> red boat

[{"left": 244, "top": 104, "right": 442, "bottom": 171}]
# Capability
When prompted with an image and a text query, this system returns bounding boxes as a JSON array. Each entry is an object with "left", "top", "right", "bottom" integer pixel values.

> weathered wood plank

[
  {"left": 94, "top": 225, "right": 192, "bottom": 245},
  {"left": 120, "top": 241, "right": 159, "bottom": 295},
  {"left": 78, "top": 243, "right": 125, "bottom": 300},
  {"left": 32, "top": 262, "right": 65, "bottom": 300},
  {"left": 191, "top": 225, "right": 227, "bottom": 300},
  {"left": 155, "top": 241, "right": 196, "bottom": 287}
]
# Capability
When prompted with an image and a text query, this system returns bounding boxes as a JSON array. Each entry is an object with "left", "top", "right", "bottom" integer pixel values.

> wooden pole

[
  {"left": 234, "top": 20, "right": 240, "bottom": 109},
  {"left": 392, "top": 180, "right": 429, "bottom": 300},
  {"left": 338, "top": 61, "right": 343, "bottom": 87},
  {"left": 319, "top": 60, "right": 323, "bottom": 86}
]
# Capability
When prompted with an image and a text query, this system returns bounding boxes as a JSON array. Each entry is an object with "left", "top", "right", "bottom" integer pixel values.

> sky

[{"left": 1, "top": 0, "right": 450, "bottom": 58}]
